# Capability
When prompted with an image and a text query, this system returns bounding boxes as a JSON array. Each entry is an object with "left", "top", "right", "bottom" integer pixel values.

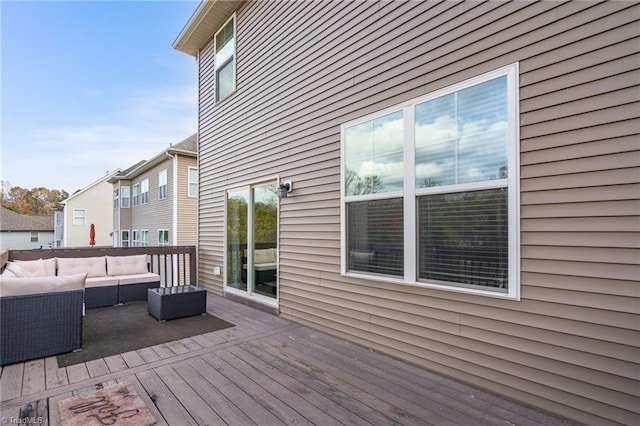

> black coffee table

[{"left": 147, "top": 285, "right": 207, "bottom": 321}]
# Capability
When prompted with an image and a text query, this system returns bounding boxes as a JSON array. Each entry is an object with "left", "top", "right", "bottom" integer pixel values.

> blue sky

[{"left": 1, "top": 0, "right": 199, "bottom": 194}]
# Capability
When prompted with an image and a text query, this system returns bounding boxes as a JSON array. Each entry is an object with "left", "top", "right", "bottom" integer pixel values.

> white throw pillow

[
  {"left": 4, "top": 262, "right": 25, "bottom": 278},
  {"left": 13, "top": 259, "right": 47, "bottom": 277},
  {"left": 57, "top": 256, "right": 107, "bottom": 278},
  {"left": 106, "top": 255, "right": 148, "bottom": 276}
]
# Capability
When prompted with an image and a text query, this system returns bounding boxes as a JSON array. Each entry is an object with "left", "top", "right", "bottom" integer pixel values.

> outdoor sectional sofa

[
  {"left": 0, "top": 272, "right": 86, "bottom": 365},
  {"left": 56, "top": 255, "right": 161, "bottom": 308},
  {"left": 1, "top": 255, "right": 161, "bottom": 308}
]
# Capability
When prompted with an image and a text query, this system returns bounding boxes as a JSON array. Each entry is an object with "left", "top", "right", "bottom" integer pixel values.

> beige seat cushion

[
  {"left": 0, "top": 273, "right": 87, "bottom": 297},
  {"left": 57, "top": 256, "right": 107, "bottom": 278},
  {"left": 117, "top": 273, "right": 161, "bottom": 286},
  {"left": 85, "top": 276, "right": 119, "bottom": 288}
]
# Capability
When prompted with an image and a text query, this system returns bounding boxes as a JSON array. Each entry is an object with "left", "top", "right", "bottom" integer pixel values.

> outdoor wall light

[{"left": 279, "top": 181, "right": 292, "bottom": 198}]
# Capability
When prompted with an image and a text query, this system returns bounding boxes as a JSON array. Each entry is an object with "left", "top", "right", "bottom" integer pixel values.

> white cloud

[{"left": 3, "top": 85, "right": 197, "bottom": 192}]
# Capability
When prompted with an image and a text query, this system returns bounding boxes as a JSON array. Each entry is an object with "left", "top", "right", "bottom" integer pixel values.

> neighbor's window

[
  {"left": 121, "top": 230, "right": 130, "bottom": 247},
  {"left": 158, "top": 169, "right": 167, "bottom": 200},
  {"left": 341, "top": 64, "right": 519, "bottom": 298},
  {"left": 132, "top": 230, "right": 140, "bottom": 247},
  {"left": 121, "top": 186, "right": 131, "bottom": 208},
  {"left": 30, "top": 231, "right": 38, "bottom": 243},
  {"left": 73, "top": 209, "right": 86, "bottom": 225},
  {"left": 141, "top": 179, "right": 149, "bottom": 204},
  {"left": 132, "top": 184, "right": 140, "bottom": 207},
  {"left": 215, "top": 15, "right": 235, "bottom": 102},
  {"left": 113, "top": 188, "right": 119, "bottom": 209},
  {"left": 140, "top": 230, "right": 149, "bottom": 247},
  {"left": 158, "top": 229, "right": 169, "bottom": 246},
  {"left": 188, "top": 167, "right": 198, "bottom": 197}
]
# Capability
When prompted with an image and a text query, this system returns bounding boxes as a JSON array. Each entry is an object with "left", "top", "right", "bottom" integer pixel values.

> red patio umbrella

[{"left": 89, "top": 223, "right": 96, "bottom": 246}]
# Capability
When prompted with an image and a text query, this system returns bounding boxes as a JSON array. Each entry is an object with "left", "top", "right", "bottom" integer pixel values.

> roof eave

[{"left": 173, "top": 0, "right": 243, "bottom": 57}]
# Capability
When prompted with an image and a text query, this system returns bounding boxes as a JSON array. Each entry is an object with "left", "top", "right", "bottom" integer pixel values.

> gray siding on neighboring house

[{"left": 194, "top": 2, "right": 638, "bottom": 425}]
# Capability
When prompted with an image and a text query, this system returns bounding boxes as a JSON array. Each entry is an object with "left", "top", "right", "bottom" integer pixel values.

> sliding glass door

[{"left": 226, "top": 182, "right": 278, "bottom": 299}]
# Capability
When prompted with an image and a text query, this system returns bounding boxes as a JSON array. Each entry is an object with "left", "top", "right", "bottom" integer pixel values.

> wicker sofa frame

[{"left": 0, "top": 289, "right": 83, "bottom": 365}]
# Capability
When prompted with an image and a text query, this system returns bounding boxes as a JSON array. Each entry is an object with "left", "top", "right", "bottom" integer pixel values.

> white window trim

[
  {"left": 158, "top": 229, "right": 169, "bottom": 246},
  {"left": 72, "top": 209, "right": 86, "bottom": 226},
  {"left": 121, "top": 185, "right": 131, "bottom": 209},
  {"left": 140, "top": 229, "right": 149, "bottom": 247},
  {"left": 340, "top": 64, "right": 520, "bottom": 300},
  {"left": 132, "top": 183, "right": 141, "bottom": 207},
  {"left": 121, "top": 229, "right": 130, "bottom": 247},
  {"left": 214, "top": 13, "right": 236, "bottom": 103},
  {"left": 158, "top": 169, "right": 168, "bottom": 200},
  {"left": 141, "top": 178, "right": 150, "bottom": 205},
  {"left": 132, "top": 230, "right": 140, "bottom": 247},
  {"left": 188, "top": 167, "right": 198, "bottom": 198}
]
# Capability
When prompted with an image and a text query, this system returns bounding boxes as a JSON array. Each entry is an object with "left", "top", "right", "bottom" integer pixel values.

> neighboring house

[
  {"left": 174, "top": 2, "right": 638, "bottom": 426},
  {"left": 62, "top": 171, "right": 121, "bottom": 247},
  {"left": 109, "top": 134, "right": 198, "bottom": 249},
  {"left": 0, "top": 207, "right": 54, "bottom": 250}
]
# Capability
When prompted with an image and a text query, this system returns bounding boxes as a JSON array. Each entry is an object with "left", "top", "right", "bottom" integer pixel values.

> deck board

[{"left": 0, "top": 292, "right": 578, "bottom": 426}]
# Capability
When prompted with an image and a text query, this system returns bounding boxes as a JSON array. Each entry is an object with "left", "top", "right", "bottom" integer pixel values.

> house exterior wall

[
  {"left": 64, "top": 178, "right": 115, "bottom": 247},
  {"left": 0, "top": 231, "right": 54, "bottom": 250},
  {"left": 192, "top": 2, "right": 639, "bottom": 425},
  {"left": 113, "top": 155, "right": 197, "bottom": 247}
]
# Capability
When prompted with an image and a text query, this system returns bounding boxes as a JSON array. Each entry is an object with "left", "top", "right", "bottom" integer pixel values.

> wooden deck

[{"left": 0, "top": 293, "right": 578, "bottom": 425}]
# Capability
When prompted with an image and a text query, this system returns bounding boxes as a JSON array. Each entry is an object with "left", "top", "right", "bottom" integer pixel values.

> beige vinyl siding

[
  {"left": 176, "top": 155, "right": 198, "bottom": 246},
  {"left": 196, "top": 1, "right": 639, "bottom": 425}
]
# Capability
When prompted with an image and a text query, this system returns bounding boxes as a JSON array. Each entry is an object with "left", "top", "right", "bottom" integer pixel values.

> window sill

[{"left": 342, "top": 271, "right": 520, "bottom": 301}]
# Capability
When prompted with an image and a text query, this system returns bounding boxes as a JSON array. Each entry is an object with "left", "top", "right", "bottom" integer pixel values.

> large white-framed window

[
  {"left": 72, "top": 209, "right": 86, "bottom": 225},
  {"left": 215, "top": 15, "right": 235, "bottom": 102},
  {"left": 132, "top": 230, "right": 140, "bottom": 247},
  {"left": 341, "top": 64, "right": 520, "bottom": 299},
  {"left": 121, "top": 185, "right": 131, "bottom": 208},
  {"left": 113, "top": 188, "right": 119, "bottom": 209},
  {"left": 188, "top": 167, "right": 198, "bottom": 198},
  {"left": 121, "top": 230, "right": 130, "bottom": 247},
  {"left": 141, "top": 179, "right": 149, "bottom": 204},
  {"left": 158, "top": 229, "right": 169, "bottom": 246},
  {"left": 132, "top": 184, "right": 140, "bottom": 207},
  {"left": 158, "top": 169, "right": 167, "bottom": 200}
]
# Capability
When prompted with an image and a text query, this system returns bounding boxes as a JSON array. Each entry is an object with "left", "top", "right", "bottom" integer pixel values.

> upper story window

[
  {"left": 215, "top": 15, "right": 235, "bottom": 102},
  {"left": 73, "top": 209, "right": 86, "bottom": 225},
  {"left": 188, "top": 167, "right": 198, "bottom": 197},
  {"left": 113, "top": 188, "right": 119, "bottom": 209},
  {"left": 158, "top": 169, "right": 168, "bottom": 200},
  {"left": 55, "top": 212, "right": 63, "bottom": 226},
  {"left": 341, "top": 64, "right": 520, "bottom": 299},
  {"left": 121, "top": 186, "right": 131, "bottom": 208},
  {"left": 141, "top": 179, "right": 150, "bottom": 204},
  {"left": 132, "top": 183, "right": 140, "bottom": 207}
]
